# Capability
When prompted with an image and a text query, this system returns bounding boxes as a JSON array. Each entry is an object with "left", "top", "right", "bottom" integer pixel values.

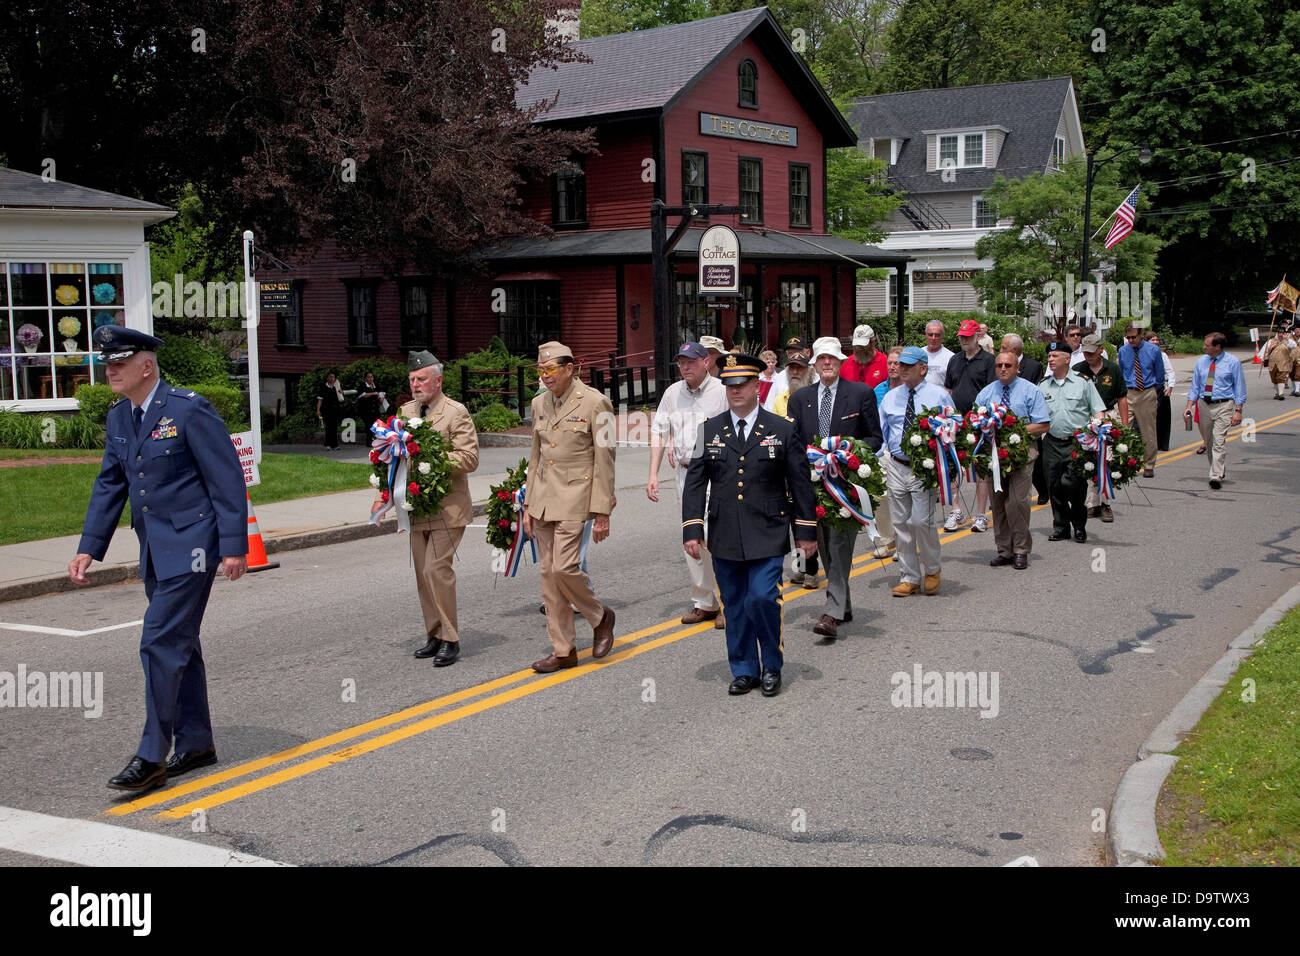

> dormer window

[
  {"left": 872, "top": 138, "right": 896, "bottom": 165},
  {"left": 938, "top": 132, "right": 985, "bottom": 169},
  {"left": 739, "top": 59, "right": 757, "bottom": 108}
]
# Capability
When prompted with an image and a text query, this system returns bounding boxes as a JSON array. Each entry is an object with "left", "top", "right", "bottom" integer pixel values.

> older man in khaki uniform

[
  {"left": 522, "top": 341, "right": 617, "bottom": 673},
  {"left": 375, "top": 350, "right": 479, "bottom": 667}
]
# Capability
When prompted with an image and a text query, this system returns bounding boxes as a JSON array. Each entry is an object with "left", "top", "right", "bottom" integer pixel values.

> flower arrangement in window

[
  {"left": 17, "top": 323, "right": 44, "bottom": 352},
  {"left": 93, "top": 311, "right": 118, "bottom": 328},
  {"left": 55, "top": 284, "right": 81, "bottom": 306},
  {"left": 57, "top": 316, "right": 82, "bottom": 352},
  {"left": 92, "top": 282, "right": 118, "bottom": 305}
]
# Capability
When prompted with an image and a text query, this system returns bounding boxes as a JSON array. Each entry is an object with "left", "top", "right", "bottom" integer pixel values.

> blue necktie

[
  {"left": 818, "top": 386, "right": 832, "bottom": 437},
  {"left": 1002, "top": 383, "right": 1011, "bottom": 407},
  {"left": 134, "top": 406, "right": 144, "bottom": 436}
]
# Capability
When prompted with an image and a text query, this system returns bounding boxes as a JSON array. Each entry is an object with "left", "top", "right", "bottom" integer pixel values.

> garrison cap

[
  {"left": 93, "top": 325, "right": 164, "bottom": 361},
  {"left": 407, "top": 350, "right": 440, "bottom": 371},
  {"left": 717, "top": 352, "right": 764, "bottom": 386},
  {"left": 537, "top": 341, "right": 573, "bottom": 366}
]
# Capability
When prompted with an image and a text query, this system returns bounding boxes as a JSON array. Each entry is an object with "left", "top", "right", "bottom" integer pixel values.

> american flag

[{"left": 1103, "top": 186, "right": 1140, "bottom": 250}]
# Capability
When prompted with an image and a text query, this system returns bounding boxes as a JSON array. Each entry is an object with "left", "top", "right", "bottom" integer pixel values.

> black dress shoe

[
  {"left": 414, "top": 637, "right": 443, "bottom": 659},
  {"left": 843, "top": 611, "right": 853, "bottom": 623},
  {"left": 1013, "top": 554, "right": 1029, "bottom": 570},
  {"left": 166, "top": 749, "right": 217, "bottom": 777},
  {"left": 761, "top": 669, "right": 782, "bottom": 697},
  {"left": 728, "top": 675, "right": 761, "bottom": 695},
  {"left": 1047, "top": 530, "right": 1070, "bottom": 542},
  {"left": 432, "top": 640, "right": 459, "bottom": 667},
  {"left": 1209, "top": 478, "right": 1222, "bottom": 490},
  {"left": 108, "top": 756, "right": 166, "bottom": 792},
  {"left": 1036, "top": 495, "right": 1050, "bottom": 505},
  {"left": 989, "top": 554, "right": 1014, "bottom": 567},
  {"left": 1073, "top": 529, "right": 1087, "bottom": 543}
]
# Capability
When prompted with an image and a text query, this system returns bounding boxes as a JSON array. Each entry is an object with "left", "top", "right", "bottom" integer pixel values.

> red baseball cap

[{"left": 958, "top": 319, "right": 981, "bottom": 336}]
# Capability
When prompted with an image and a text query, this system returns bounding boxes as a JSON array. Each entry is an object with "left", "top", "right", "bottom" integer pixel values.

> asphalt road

[{"left": 2, "top": 373, "right": 1298, "bottom": 866}]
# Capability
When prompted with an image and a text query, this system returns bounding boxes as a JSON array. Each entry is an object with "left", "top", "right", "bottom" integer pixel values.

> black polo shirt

[{"left": 944, "top": 348, "right": 996, "bottom": 412}]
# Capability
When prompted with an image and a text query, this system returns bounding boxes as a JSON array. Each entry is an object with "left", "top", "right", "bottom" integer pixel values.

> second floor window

[
  {"left": 789, "top": 163, "right": 810, "bottom": 228},
  {"left": 682, "top": 151, "right": 708, "bottom": 207},
  {"left": 975, "top": 198, "right": 998, "bottom": 228},
  {"left": 553, "top": 159, "right": 586, "bottom": 226},
  {"left": 939, "top": 133, "right": 984, "bottom": 169},
  {"left": 964, "top": 133, "right": 984, "bottom": 166},
  {"left": 739, "top": 59, "right": 757, "bottom": 108},
  {"left": 740, "top": 158, "right": 763, "bottom": 224},
  {"left": 1052, "top": 136, "right": 1066, "bottom": 170},
  {"left": 400, "top": 279, "right": 432, "bottom": 349}
]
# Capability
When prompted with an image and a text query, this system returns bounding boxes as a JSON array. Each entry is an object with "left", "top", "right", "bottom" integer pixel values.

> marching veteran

[
  {"left": 1073, "top": 332, "right": 1127, "bottom": 524},
  {"left": 523, "top": 341, "right": 617, "bottom": 673},
  {"left": 70, "top": 326, "right": 247, "bottom": 793},
  {"left": 682, "top": 354, "right": 818, "bottom": 697},
  {"left": 877, "top": 347, "right": 954, "bottom": 597},
  {"left": 977, "top": 351, "right": 1050, "bottom": 569},
  {"left": 383, "top": 350, "right": 479, "bottom": 668},
  {"left": 1040, "top": 341, "right": 1107, "bottom": 543},
  {"left": 647, "top": 341, "right": 728, "bottom": 627},
  {"left": 1185, "top": 332, "right": 1247, "bottom": 491}
]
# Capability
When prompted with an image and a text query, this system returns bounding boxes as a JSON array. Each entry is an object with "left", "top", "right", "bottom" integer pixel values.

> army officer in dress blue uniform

[
  {"left": 69, "top": 326, "right": 248, "bottom": 793},
  {"left": 681, "top": 354, "right": 818, "bottom": 698}
]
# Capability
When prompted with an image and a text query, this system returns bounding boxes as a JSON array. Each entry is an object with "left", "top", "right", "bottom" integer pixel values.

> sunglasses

[{"left": 994, "top": 362, "right": 1016, "bottom": 368}]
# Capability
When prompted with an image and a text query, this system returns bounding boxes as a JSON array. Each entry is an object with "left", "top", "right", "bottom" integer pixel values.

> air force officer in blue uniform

[
  {"left": 69, "top": 326, "right": 248, "bottom": 793},
  {"left": 681, "top": 354, "right": 818, "bottom": 698}
]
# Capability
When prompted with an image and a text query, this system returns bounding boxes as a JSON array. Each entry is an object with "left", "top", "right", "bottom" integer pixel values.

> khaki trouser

[
  {"left": 533, "top": 517, "right": 605, "bottom": 655},
  {"left": 872, "top": 489, "right": 894, "bottom": 544},
  {"left": 1199, "top": 399, "right": 1234, "bottom": 481},
  {"left": 676, "top": 463, "right": 719, "bottom": 611},
  {"left": 884, "top": 456, "right": 940, "bottom": 584},
  {"left": 991, "top": 455, "right": 1035, "bottom": 557},
  {"left": 1128, "top": 387, "right": 1158, "bottom": 466},
  {"left": 411, "top": 519, "right": 466, "bottom": 643}
]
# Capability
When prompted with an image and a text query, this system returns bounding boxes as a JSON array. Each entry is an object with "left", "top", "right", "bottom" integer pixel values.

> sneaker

[
  {"left": 872, "top": 538, "right": 895, "bottom": 559},
  {"left": 971, "top": 515, "right": 988, "bottom": 533},
  {"left": 943, "top": 510, "right": 965, "bottom": 532}
]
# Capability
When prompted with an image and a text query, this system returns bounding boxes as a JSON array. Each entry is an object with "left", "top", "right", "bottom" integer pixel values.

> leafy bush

[
  {"left": 266, "top": 411, "right": 320, "bottom": 444},
  {"left": 158, "top": 335, "right": 230, "bottom": 386},
  {"left": 186, "top": 384, "right": 249, "bottom": 431},
  {"left": 74, "top": 383, "right": 121, "bottom": 427},
  {"left": 295, "top": 358, "right": 409, "bottom": 425},
  {"left": 443, "top": 336, "right": 538, "bottom": 413},
  {"left": 471, "top": 401, "right": 522, "bottom": 433},
  {"left": 867, "top": 310, "right": 1026, "bottom": 352},
  {"left": 0, "top": 410, "right": 103, "bottom": 449}
]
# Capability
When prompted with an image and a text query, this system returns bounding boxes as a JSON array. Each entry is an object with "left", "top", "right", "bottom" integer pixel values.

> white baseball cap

[
  {"left": 852, "top": 324, "right": 875, "bottom": 346},
  {"left": 811, "top": 336, "right": 847, "bottom": 362},
  {"left": 699, "top": 335, "right": 726, "bottom": 353}
]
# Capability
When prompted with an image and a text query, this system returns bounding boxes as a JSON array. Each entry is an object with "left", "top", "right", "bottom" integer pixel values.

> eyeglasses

[
  {"left": 1067, "top": 331, "right": 1081, "bottom": 338},
  {"left": 994, "top": 362, "right": 1016, "bottom": 368},
  {"left": 1124, "top": 334, "right": 1139, "bottom": 340}
]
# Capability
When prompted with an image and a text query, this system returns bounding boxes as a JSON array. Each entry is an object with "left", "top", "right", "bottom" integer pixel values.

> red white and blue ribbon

[
  {"left": 924, "top": 408, "right": 965, "bottom": 506},
  {"left": 968, "top": 402, "right": 1009, "bottom": 494},
  {"left": 370, "top": 416, "right": 414, "bottom": 533},
  {"left": 1075, "top": 419, "right": 1116, "bottom": 500},
  {"left": 504, "top": 483, "right": 536, "bottom": 576},
  {"left": 806, "top": 436, "right": 875, "bottom": 534}
]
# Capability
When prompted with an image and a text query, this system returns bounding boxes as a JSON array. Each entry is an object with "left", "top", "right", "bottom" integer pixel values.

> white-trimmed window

[
  {"left": 887, "top": 272, "right": 911, "bottom": 312},
  {"left": 974, "top": 198, "right": 998, "bottom": 228},
  {"left": 1052, "top": 136, "right": 1066, "bottom": 170},
  {"left": 2, "top": 260, "right": 125, "bottom": 402},
  {"left": 938, "top": 133, "right": 985, "bottom": 169}
]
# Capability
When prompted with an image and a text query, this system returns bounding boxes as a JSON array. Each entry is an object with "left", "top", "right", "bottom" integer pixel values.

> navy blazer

[
  {"left": 79, "top": 381, "right": 248, "bottom": 580},
  {"left": 787, "top": 377, "right": 883, "bottom": 454},
  {"left": 681, "top": 408, "right": 818, "bottom": 561}
]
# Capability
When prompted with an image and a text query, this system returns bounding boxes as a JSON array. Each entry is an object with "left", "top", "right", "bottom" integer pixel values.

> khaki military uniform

[
  {"left": 401, "top": 394, "right": 479, "bottom": 644},
  {"left": 525, "top": 379, "right": 615, "bottom": 655}
]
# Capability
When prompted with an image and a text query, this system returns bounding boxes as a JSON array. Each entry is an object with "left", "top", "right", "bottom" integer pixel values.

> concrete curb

[
  {"left": 0, "top": 501, "right": 489, "bottom": 605},
  {"left": 1107, "top": 581, "right": 1300, "bottom": 866}
]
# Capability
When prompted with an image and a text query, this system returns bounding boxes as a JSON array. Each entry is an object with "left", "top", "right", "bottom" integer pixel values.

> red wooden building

[{"left": 258, "top": 7, "right": 908, "bottom": 409}]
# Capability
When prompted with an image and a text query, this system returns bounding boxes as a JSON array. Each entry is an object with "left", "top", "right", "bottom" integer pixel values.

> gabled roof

[
  {"left": 518, "top": 6, "right": 856, "bottom": 147},
  {"left": 848, "top": 76, "right": 1077, "bottom": 194},
  {"left": 0, "top": 166, "right": 173, "bottom": 219}
]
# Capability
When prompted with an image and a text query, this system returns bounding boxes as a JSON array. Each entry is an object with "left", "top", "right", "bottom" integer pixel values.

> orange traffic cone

[
  {"left": 1253, "top": 341, "right": 1262, "bottom": 363},
  {"left": 244, "top": 492, "right": 280, "bottom": 572}
]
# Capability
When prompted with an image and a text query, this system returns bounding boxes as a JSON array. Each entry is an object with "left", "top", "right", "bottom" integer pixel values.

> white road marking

[
  {"left": 0, "top": 620, "right": 143, "bottom": 638},
  {"left": 0, "top": 806, "right": 290, "bottom": 867},
  {"left": 1003, "top": 855, "right": 1039, "bottom": 866}
]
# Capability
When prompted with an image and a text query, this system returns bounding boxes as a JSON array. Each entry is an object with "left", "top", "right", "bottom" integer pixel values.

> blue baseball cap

[
  {"left": 677, "top": 342, "right": 707, "bottom": 360},
  {"left": 897, "top": 346, "right": 929, "bottom": 365}
]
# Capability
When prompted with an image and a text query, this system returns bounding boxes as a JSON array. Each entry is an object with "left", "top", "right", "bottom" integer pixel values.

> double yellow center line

[{"left": 107, "top": 406, "right": 1299, "bottom": 819}]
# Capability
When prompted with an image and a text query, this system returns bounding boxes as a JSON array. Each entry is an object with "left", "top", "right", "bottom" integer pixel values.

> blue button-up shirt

[
  {"left": 1186, "top": 351, "right": 1247, "bottom": 406},
  {"left": 1117, "top": 340, "right": 1166, "bottom": 390},
  {"left": 879, "top": 381, "right": 954, "bottom": 457},
  {"left": 975, "top": 376, "right": 1050, "bottom": 424}
]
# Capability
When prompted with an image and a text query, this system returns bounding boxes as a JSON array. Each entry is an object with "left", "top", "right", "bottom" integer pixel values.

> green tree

[
  {"left": 579, "top": 0, "right": 709, "bottom": 36},
  {"left": 1079, "top": 0, "right": 1300, "bottom": 330},
  {"left": 876, "top": 0, "right": 1086, "bottom": 92},
  {"left": 971, "top": 158, "right": 1161, "bottom": 327},
  {"left": 825, "top": 145, "right": 902, "bottom": 274}
]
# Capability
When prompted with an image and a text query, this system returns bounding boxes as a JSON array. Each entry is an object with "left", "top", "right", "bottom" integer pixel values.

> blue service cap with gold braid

[
  {"left": 93, "top": 325, "right": 164, "bottom": 361},
  {"left": 716, "top": 352, "right": 764, "bottom": 386}
]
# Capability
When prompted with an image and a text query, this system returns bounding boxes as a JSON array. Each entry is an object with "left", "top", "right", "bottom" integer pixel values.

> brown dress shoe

[
  {"left": 714, "top": 611, "right": 726, "bottom": 629},
  {"left": 592, "top": 605, "right": 616, "bottom": 658},
  {"left": 680, "top": 606, "right": 720, "bottom": 625},
  {"left": 532, "top": 651, "right": 579, "bottom": 673},
  {"left": 1142, "top": 467, "right": 1154, "bottom": 478},
  {"left": 923, "top": 571, "right": 941, "bottom": 595},
  {"left": 1100, "top": 504, "right": 1114, "bottom": 523},
  {"left": 813, "top": 614, "right": 838, "bottom": 638}
]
